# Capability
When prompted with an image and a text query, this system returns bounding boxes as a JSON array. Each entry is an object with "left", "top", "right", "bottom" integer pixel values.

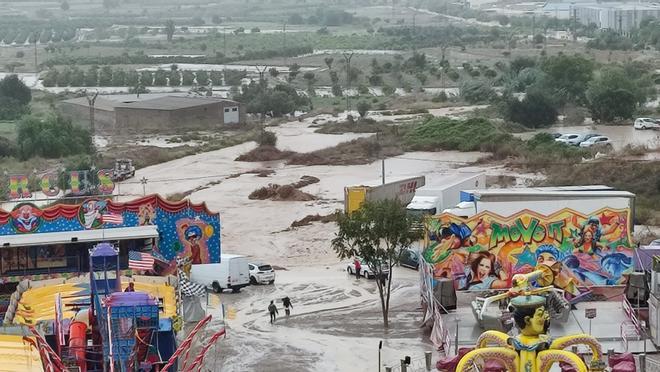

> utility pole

[
  {"left": 342, "top": 52, "right": 354, "bottom": 113},
  {"left": 282, "top": 23, "right": 287, "bottom": 66},
  {"left": 255, "top": 65, "right": 268, "bottom": 87},
  {"left": 572, "top": 6, "right": 578, "bottom": 42},
  {"left": 33, "top": 40, "right": 38, "bottom": 73},
  {"left": 223, "top": 27, "right": 227, "bottom": 57},
  {"left": 85, "top": 90, "right": 99, "bottom": 134}
]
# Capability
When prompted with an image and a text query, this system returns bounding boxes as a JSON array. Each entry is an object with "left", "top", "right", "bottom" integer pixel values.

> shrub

[
  {"left": 257, "top": 130, "right": 277, "bottom": 147},
  {"left": 17, "top": 115, "right": 93, "bottom": 159},
  {"left": 502, "top": 91, "right": 558, "bottom": 128}
]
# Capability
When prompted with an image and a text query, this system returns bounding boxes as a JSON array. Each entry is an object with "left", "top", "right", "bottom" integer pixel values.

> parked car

[
  {"left": 399, "top": 248, "right": 420, "bottom": 270},
  {"left": 555, "top": 134, "right": 580, "bottom": 144},
  {"left": 579, "top": 135, "right": 612, "bottom": 148},
  {"left": 248, "top": 262, "right": 275, "bottom": 285},
  {"left": 191, "top": 254, "right": 250, "bottom": 293},
  {"left": 347, "top": 258, "right": 390, "bottom": 279},
  {"left": 634, "top": 118, "right": 660, "bottom": 130},
  {"left": 563, "top": 133, "right": 602, "bottom": 146},
  {"left": 550, "top": 133, "right": 563, "bottom": 139},
  {"left": 650, "top": 239, "right": 660, "bottom": 246}
]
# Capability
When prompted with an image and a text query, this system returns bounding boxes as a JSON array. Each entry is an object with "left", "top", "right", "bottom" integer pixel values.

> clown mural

[
  {"left": 176, "top": 219, "right": 213, "bottom": 265},
  {"left": 11, "top": 203, "right": 42, "bottom": 233},
  {"left": 423, "top": 208, "right": 634, "bottom": 294}
]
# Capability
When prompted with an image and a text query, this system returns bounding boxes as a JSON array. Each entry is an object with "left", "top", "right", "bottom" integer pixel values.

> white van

[{"left": 190, "top": 254, "right": 250, "bottom": 293}]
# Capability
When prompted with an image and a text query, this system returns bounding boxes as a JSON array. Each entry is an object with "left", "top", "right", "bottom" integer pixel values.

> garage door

[{"left": 223, "top": 106, "right": 239, "bottom": 124}]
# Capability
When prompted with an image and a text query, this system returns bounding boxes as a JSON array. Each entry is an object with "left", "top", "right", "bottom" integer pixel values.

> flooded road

[{"left": 192, "top": 265, "right": 438, "bottom": 372}]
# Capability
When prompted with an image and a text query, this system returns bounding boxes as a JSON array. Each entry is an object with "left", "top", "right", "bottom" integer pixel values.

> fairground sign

[{"left": 3, "top": 169, "right": 116, "bottom": 200}]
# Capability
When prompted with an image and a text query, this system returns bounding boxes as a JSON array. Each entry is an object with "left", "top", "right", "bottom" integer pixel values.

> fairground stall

[
  {"left": 0, "top": 192, "right": 223, "bottom": 371},
  {"left": 420, "top": 202, "right": 656, "bottom": 362},
  {"left": 0, "top": 194, "right": 221, "bottom": 285}
]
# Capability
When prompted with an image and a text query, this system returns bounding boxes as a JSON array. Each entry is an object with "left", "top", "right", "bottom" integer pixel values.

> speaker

[
  {"left": 434, "top": 278, "right": 457, "bottom": 311},
  {"left": 626, "top": 272, "right": 648, "bottom": 302}
]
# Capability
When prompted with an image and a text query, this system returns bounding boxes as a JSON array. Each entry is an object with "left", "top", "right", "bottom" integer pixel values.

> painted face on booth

[
  {"left": 476, "top": 258, "right": 492, "bottom": 281},
  {"left": 523, "top": 306, "right": 550, "bottom": 336},
  {"left": 536, "top": 252, "right": 557, "bottom": 266}
]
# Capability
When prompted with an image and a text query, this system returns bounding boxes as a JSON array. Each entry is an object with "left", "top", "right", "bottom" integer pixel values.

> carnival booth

[{"left": 0, "top": 194, "right": 221, "bottom": 285}]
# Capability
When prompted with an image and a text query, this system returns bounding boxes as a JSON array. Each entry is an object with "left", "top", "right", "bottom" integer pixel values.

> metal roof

[
  {"left": 62, "top": 95, "right": 239, "bottom": 111},
  {"left": 114, "top": 96, "right": 236, "bottom": 111},
  {"left": 0, "top": 225, "right": 158, "bottom": 247}
]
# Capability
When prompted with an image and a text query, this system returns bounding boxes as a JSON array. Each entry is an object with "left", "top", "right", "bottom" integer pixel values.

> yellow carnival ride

[{"left": 455, "top": 268, "right": 607, "bottom": 372}]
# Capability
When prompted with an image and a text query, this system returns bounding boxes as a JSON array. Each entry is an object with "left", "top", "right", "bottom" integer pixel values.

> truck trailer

[
  {"left": 443, "top": 185, "right": 635, "bottom": 229},
  {"left": 344, "top": 176, "right": 425, "bottom": 213},
  {"left": 406, "top": 172, "right": 485, "bottom": 218}
]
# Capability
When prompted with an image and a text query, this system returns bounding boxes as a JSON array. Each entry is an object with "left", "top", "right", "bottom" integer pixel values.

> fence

[{"left": 383, "top": 352, "right": 434, "bottom": 372}]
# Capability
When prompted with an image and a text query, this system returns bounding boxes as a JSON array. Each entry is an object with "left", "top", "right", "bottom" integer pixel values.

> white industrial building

[{"left": 573, "top": 2, "right": 660, "bottom": 32}]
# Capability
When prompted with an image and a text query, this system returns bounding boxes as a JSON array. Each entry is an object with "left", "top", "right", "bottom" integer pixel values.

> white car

[
  {"left": 555, "top": 134, "right": 580, "bottom": 144},
  {"left": 579, "top": 135, "right": 612, "bottom": 148},
  {"left": 347, "top": 258, "right": 390, "bottom": 279},
  {"left": 248, "top": 262, "right": 275, "bottom": 285},
  {"left": 634, "top": 118, "right": 660, "bottom": 130},
  {"left": 650, "top": 239, "right": 660, "bottom": 246}
]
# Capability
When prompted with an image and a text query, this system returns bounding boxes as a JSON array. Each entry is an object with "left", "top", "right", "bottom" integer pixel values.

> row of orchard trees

[{"left": 41, "top": 66, "right": 247, "bottom": 87}]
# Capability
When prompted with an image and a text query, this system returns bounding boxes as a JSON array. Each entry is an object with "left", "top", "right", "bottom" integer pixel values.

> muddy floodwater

[
  {"left": 115, "top": 114, "right": 539, "bottom": 369},
  {"left": 518, "top": 124, "right": 660, "bottom": 150},
  {"left": 188, "top": 265, "right": 439, "bottom": 372}
]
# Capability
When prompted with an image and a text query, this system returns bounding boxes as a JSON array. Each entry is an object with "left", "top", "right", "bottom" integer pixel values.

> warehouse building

[{"left": 60, "top": 93, "right": 245, "bottom": 134}]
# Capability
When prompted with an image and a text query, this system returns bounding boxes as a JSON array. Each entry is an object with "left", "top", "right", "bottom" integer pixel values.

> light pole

[
  {"left": 342, "top": 52, "right": 354, "bottom": 113},
  {"left": 378, "top": 340, "right": 383, "bottom": 372}
]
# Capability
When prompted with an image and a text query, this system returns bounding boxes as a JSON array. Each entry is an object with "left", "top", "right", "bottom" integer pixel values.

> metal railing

[{"left": 1, "top": 255, "right": 83, "bottom": 278}]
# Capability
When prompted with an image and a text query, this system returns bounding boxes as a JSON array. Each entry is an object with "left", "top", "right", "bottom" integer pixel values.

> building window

[
  {"left": 232, "top": 108, "right": 238, "bottom": 112},
  {"left": 224, "top": 108, "right": 230, "bottom": 113}
]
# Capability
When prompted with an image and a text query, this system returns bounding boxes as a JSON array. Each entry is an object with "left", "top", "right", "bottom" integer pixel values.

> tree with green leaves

[
  {"left": 502, "top": 90, "right": 558, "bottom": 128},
  {"left": 165, "top": 20, "right": 175, "bottom": 42},
  {"left": 111, "top": 68, "right": 127, "bottom": 86},
  {"left": 303, "top": 72, "right": 316, "bottom": 96},
  {"left": 356, "top": 100, "right": 371, "bottom": 118},
  {"left": 540, "top": 54, "right": 594, "bottom": 105},
  {"left": 99, "top": 66, "right": 113, "bottom": 86},
  {"left": 332, "top": 200, "right": 421, "bottom": 328},
  {"left": 586, "top": 66, "right": 641, "bottom": 122},
  {"left": 153, "top": 69, "right": 168, "bottom": 86},
  {"left": 169, "top": 70, "right": 181, "bottom": 87},
  {"left": 196, "top": 70, "right": 209, "bottom": 86},
  {"left": 17, "top": 115, "right": 93, "bottom": 159},
  {"left": 61, "top": 0, "right": 69, "bottom": 11}
]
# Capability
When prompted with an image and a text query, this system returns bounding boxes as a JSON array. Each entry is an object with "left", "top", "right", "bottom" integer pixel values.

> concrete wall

[
  {"left": 58, "top": 103, "right": 115, "bottom": 133},
  {"left": 61, "top": 99, "right": 245, "bottom": 135}
]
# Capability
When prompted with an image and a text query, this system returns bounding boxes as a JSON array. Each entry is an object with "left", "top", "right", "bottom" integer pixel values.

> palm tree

[{"left": 165, "top": 20, "right": 175, "bottom": 42}]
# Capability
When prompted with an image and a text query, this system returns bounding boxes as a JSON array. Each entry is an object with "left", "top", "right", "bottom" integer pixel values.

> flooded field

[
  {"left": 518, "top": 125, "right": 660, "bottom": 150},
  {"left": 117, "top": 114, "right": 534, "bottom": 267}
]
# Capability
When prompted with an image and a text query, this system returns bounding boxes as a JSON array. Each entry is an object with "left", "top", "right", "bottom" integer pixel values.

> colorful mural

[
  {"left": 0, "top": 194, "right": 221, "bottom": 264},
  {"left": 423, "top": 208, "right": 633, "bottom": 294}
]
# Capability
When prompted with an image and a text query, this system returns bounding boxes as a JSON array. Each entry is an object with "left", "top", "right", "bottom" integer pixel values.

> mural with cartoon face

[
  {"left": 423, "top": 208, "right": 633, "bottom": 293},
  {"left": 175, "top": 219, "right": 213, "bottom": 265},
  {"left": 11, "top": 203, "right": 42, "bottom": 233}
]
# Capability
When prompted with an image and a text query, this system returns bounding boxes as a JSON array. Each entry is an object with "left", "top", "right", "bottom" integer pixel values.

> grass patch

[
  {"left": 405, "top": 117, "right": 514, "bottom": 152},
  {"left": 314, "top": 118, "right": 391, "bottom": 134},
  {"left": 288, "top": 136, "right": 403, "bottom": 166}
]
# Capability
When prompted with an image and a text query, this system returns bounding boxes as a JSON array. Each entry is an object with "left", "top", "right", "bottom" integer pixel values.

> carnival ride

[
  {"left": 453, "top": 269, "right": 607, "bottom": 372},
  {"left": 2, "top": 242, "right": 226, "bottom": 371}
]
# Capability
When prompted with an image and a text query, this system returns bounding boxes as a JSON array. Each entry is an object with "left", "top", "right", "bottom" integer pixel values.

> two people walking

[{"left": 268, "top": 296, "right": 293, "bottom": 324}]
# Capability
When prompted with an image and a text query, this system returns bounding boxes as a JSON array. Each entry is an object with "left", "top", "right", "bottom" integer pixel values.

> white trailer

[
  {"left": 406, "top": 173, "right": 486, "bottom": 217},
  {"left": 443, "top": 185, "right": 635, "bottom": 229}
]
